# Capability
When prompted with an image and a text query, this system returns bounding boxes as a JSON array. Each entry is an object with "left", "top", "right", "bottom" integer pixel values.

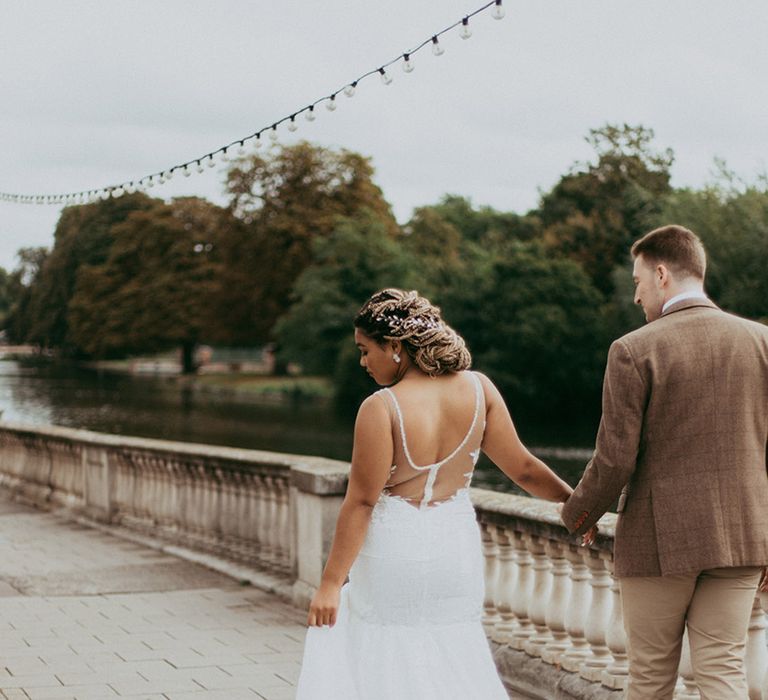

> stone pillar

[
  {"left": 510, "top": 530, "right": 535, "bottom": 650},
  {"left": 541, "top": 539, "right": 572, "bottom": 665},
  {"left": 481, "top": 521, "right": 500, "bottom": 634},
  {"left": 579, "top": 549, "right": 613, "bottom": 682},
  {"left": 491, "top": 525, "right": 518, "bottom": 644},
  {"left": 290, "top": 461, "right": 348, "bottom": 608},
  {"left": 82, "top": 444, "right": 114, "bottom": 522},
  {"left": 601, "top": 558, "right": 628, "bottom": 691},
  {"left": 561, "top": 544, "right": 592, "bottom": 672},
  {"left": 524, "top": 534, "right": 554, "bottom": 658}
]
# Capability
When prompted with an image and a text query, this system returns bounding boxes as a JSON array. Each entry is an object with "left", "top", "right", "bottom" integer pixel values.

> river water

[{"left": 0, "top": 359, "right": 596, "bottom": 495}]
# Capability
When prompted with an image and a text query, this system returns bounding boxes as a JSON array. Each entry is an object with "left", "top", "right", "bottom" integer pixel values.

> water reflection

[{"left": 0, "top": 359, "right": 597, "bottom": 495}]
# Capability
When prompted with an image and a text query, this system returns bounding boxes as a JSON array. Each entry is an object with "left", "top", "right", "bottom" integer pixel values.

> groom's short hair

[{"left": 631, "top": 225, "right": 707, "bottom": 280}]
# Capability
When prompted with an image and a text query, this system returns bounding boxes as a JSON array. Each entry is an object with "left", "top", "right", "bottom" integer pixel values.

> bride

[{"left": 296, "top": 288, "right": 576, "bottom": 699}]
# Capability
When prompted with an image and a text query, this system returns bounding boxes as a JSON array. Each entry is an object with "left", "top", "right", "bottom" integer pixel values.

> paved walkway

[{"left": 0, "top": 496, "right": 305, "bottom": 700}]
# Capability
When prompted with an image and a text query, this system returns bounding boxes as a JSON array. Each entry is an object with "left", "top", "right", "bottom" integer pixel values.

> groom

[{"left": 561, "top": 224, "right": 768, "bottom": 699}]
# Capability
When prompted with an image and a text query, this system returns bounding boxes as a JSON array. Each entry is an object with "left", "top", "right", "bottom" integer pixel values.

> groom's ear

[{"left": 655, "top": 264, "right": 671, "bottom": 288}]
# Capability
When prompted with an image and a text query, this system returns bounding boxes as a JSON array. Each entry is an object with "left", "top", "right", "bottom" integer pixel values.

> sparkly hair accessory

[{"left": 375, "top": 313, "right": 442, "bottom": 335}]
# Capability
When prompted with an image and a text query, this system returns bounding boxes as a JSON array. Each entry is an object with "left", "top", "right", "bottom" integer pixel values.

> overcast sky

[{"left": 1, "top": 0, "right": 766, "bottom": 271}]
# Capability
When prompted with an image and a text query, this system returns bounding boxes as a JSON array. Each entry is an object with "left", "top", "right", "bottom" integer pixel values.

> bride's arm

[
  {"left": 307, "top": 394, "right": 393, "bottom": 627},
  {"left": 477, "top": 373, "right": 572, "bottom": 503}
]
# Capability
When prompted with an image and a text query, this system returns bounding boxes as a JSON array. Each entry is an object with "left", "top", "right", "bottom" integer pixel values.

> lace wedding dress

[{"left": 296, "top": 372, "right": 509, "bottom": 699}]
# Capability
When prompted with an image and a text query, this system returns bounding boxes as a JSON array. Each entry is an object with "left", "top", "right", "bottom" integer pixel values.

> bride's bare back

[{"left": 376, "top": 371, "right": 484, "bottom": 508}]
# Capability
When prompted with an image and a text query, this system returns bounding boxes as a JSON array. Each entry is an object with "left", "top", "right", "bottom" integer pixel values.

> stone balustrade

[
  {"left": 0, "top": 422, "right": 765, "bottom": 700},
  {"left": 472, "top": 490, "right": 768, "bottom": 700}
]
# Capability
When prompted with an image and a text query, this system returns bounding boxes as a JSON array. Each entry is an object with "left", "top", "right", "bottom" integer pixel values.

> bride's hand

[
  {"left": 760, "top": 566, "right": 768, "bottom": 593},
  {"left": 307, "top": 581, "right": 341, "bottom": 627}
]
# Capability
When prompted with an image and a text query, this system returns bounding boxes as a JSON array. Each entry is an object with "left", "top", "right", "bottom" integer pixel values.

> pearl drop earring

[{"left": 393, "top": 353, "right": 401, "bottom": 364}]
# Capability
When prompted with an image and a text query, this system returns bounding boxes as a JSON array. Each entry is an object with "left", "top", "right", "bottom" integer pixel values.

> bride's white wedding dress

[{"left": 296, "top": 372, "right": 508, "bottom": 699}]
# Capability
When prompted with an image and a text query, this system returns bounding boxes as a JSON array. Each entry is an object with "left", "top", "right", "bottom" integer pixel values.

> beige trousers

[{"left": 619, "top": 566, "right": 762, "bottom": 700}]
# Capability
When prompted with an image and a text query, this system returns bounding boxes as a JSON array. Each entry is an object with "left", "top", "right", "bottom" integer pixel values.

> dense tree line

[{"left": 3, "top": 126, "right": 767, "bottom": 417}]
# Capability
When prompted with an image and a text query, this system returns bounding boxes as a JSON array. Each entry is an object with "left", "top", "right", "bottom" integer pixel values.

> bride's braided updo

[{"left": 354, "top": 288, "right": 471, "bottom": 376}]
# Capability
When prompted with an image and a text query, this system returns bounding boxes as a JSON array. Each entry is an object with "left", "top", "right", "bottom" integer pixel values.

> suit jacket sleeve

[{"left": 561, "top": 338, "right": 648, "bottom": 535}]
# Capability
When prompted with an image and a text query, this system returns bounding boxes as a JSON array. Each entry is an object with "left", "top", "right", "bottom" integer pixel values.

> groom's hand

[
  {"left": 581, "top": 524, "right": 598, "bottom": 547},
  {"left": 760, "top": 566, "right": 768, "bottom": 593}
]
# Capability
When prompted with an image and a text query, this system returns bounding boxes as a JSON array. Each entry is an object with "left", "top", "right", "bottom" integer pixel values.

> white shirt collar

[{"left": 662, "top": 290, "right": 709, "bottom": 313}]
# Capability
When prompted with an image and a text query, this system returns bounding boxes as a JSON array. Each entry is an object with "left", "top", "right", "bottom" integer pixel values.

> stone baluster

[
  {"left": 510, "top": 531, "right": 536, "bottom": 650},
  {"left": 745, "top": 594, "right": 767, "bottom": 700},
  {"left": 274, "top": 478, "right": 291, "bottom": 571},
  {"left": 523, "top": 534, "right": 554, "bottom": 658},
  {"left": 601, "top": 557, "right": 628, "bottom": 691},
  {"left": 579, "top": 549, "right": 613, "bottom": 682},
  {"left": 243, "top": 471, "right": 262, "bottom": 561},
  {"left": 256, "top": 474, "right": 273, "bottom": 565},
  {"left": 231, "top": 471, "right": 250, "bottom": 560},
  {"left": 265, "top": 476, "right": 281, "bottom": 567},
  {"left": 480, "top": 521, "right": 500, "bottom": 635},
  {"left": 490, "top": 525, "right": 518, "bottom": 644},
  {"left": 541, "top": 539, "right": 572, "bottom": 665},
  {"left": 218, "top": 469, "right": 237, "bottom": 557},
  {"left": 561, "top": 544, "right": 593, "bottom": 672},
  {"left": 674, "top": 628, "right": 699, "bottom": 700},
  {"left": 200, "top": 465, "right": 219, "bottom": 548}
]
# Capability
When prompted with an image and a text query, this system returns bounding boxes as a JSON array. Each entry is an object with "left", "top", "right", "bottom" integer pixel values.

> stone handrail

[{"left": 0, "top": 422, "right": 764, "bottom": 700}]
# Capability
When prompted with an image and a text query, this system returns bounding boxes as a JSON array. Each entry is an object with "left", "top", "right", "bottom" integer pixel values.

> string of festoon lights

[{"left": 1, "top": 0, "right": 505, "bottom": 207}]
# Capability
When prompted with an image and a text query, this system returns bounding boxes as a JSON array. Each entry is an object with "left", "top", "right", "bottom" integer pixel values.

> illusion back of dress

[{"left": 376, "top": 371, "right": 485, "bottom": 509}]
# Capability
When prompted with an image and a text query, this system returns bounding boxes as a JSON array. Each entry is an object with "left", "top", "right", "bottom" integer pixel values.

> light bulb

[
  {"left": 237, "top": 142, "right": 246, "bottom": 156},
  {"left": 183, "top": 166, "right": 191, "bottom": 177},
  {"left": 158, "top": 173, "right": 166, "bottom": 184},
  {"left": 269, "top": 126, "right": 279, "bottom": 141},
  {"left": 207, "top": 155, "right": 216, "bottom": 168},
  {"left": 326, "top": 95, "right": 337, "bottom": 111},
  {"left": 344, "top": 82, "right": 357, "bottom": 98},
  {"left": 221, "top": 150, "right": 229, "bottom": 162},
  {"left": 196, "top": 161, "right": 204, "bottom": 174},
  {"left": 460, "top": 18, "right": 472, "bottom": 39},
  {"left": 431, "top": 36, "right": 444, "bottom": 56},
  {"left": 305, "top": 106, "right": 316, "bottom": 121},
  {"left": 402, "top": 54, "right": 414, "bottom": 72},
  {"left": 147, "top": 177, "right": 155, "bottom": 188},
  {"left": 288, "top": 117, "right": 298, "bottom": 132},
  {"left": 254, "top": 134, "right": 263, "bottom": 149},
  {"left": 492, "top": 0, "right": 505, "bottom": 20},
  {"left": 379, "top": 68, "right": 392, "bottom": 85}
]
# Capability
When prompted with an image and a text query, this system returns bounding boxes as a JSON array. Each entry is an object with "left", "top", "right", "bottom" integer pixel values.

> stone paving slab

[{"left": 0, "top": 497, "right": 305, "bottom": 699}]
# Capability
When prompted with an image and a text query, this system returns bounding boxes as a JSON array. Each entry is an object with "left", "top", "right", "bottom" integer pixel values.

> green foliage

[
  {"left": 440, "top": 242, "right": 608, "bottom": 418},
  {"left": 67, "top": 197, "right": 223, "bottom": 368},
  {"left": 19, "top": 193, "right": 159, "bottom": 352},
  {"left": 4, "top": 247, "right": 50, "bottom": 343},
  {"left": 538, "top": 124, "right": 673, "bottom": 294},
  {"left": 656, "top": 171, "right": 768, "bottom": 321},
  {"left": 215, "top": 141, "right": 399, "bottom": 345},
  {"left": 275, "top": 213, "right": 416, "bottom": 379}
]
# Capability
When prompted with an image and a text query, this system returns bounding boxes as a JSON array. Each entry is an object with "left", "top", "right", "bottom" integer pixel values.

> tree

[
  {"left": 214, "top": 141, "right": 399, "bottom": 346},
  {"left": 19, "top": 193, "right": 158, "bottom": 352},
  {"left": 440, "top": 241, "right": 608, "bottom": 419},
  {"left": 4, "top": 247, "right": 50, "bottom": 344},
  {"left": 538, "top": 124, "right": 674, "bottom": 294},
  {"left": 67, "top": 197, "right": 223, "bottom": 372},
  {"left": 275, "top": 213, "right": 415, "bottom": 377},
  {"left": 657, "top": 170, "right": 768, "bottom": 322}
]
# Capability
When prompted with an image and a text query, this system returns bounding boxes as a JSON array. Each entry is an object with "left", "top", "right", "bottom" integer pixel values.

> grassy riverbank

[{"left": 190, "top": 374, "right": 333, "bottom": 400}]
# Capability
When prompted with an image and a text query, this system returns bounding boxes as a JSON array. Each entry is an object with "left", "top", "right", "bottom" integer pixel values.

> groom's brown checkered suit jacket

[{"left": 562, "top": 298, "right": 768, "bottom": 577}]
